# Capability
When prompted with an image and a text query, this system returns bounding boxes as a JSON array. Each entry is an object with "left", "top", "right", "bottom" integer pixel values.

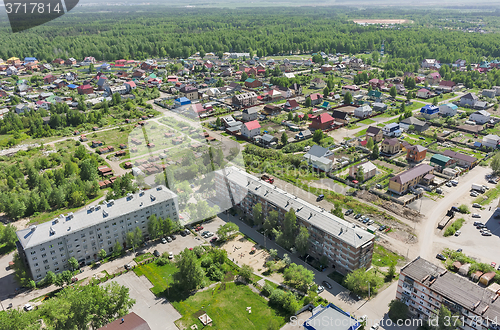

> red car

[
  {"left": 491, "top": 262, "right": 497, "bottom": 268},
  {"left": 352, "top": 180, "right": 359, "bottom": 184},
  {"left": 195, "top": 226, "right": 203, "bottom": 232}
]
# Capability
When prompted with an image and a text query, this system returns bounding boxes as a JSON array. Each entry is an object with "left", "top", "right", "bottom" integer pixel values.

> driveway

[{"left": 109, "top": 272, "right": 181, "bottom": 330}]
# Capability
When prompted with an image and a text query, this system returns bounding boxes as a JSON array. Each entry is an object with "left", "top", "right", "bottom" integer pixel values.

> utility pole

[{"left": 368, "top": 282, "right": 370, "bottom": 300}]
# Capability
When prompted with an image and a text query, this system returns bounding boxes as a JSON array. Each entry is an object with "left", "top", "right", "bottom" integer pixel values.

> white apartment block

[
  {"left": 214, "top": 166, "right": 375, "bottom": 274},
  {"left": 16, "top": 186, "right": 178, "bottom": 281},
  {"left": 397, "top": 257, "right": 500, "bottom": 330}
]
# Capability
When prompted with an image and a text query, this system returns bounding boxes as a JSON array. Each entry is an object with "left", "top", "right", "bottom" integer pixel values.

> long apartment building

[
  {"left": 214, "top": 166, "right": 375, "bottom": 274},
  {"left": 16, "top": 186, "right": 178, "bottom": 281},
  {"left": 397, "top": 257, "right": 500, "bottom": 330}
]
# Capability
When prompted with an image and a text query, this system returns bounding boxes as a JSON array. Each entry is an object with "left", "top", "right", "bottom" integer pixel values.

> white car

[
  {"left": 472, "top": 213, "right": 481, "bottom": 218},
  {"left": 454, "top": 230, "right": 461, "bottom": 236},
  {"left": 168, "top": 252, "right": 174, "bottom": 259},
  {"left": 472, "top": 203, "right": 481, "bottom": 208},
  {"left": 370, "top": 323, "right": 380, "bottom": 330},
  {"left": 24, "top": 303, "right": 33, "bottom": 311}
]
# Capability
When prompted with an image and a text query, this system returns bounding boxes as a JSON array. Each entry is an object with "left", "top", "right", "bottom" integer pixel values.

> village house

[
  {"left": 353, "top": 105, "right": 372, "bottom": 118},
  {"left": 389, "top": 164, "right": 434, "bottom": 195},
  {"left": 382, "top": 123, "right": 402, "bottom": 137},
  {"left": 179, "top": 85, "right": 199, "bottom": 100},
  {"left": 425, "top": 72, "right": 441, "bottom": 85},
  {"left": 442, "top": 150, "right": 478, "bottom": 169},
  {"left": 439, "top": 103, "right": 458, "bottom": 117},
  {"left": 77, "top": 84, "right": 93, "bottom": 95},
  {"left": 416, "top": 88, "right": 433, "bottom": 99},
  {"left": 460, "top": 93, "right": 487, "bottom": 109},
  {"left": 331, "top": 110, "right": 349, "bottom": 124},
  {"left": 341, "top": 85, "right": 361, "bottom": 96},
  {"left": 309, "top": 93, "right": 323, "bottom": 105},
  {"left": 241, "top": 120, "right": 261, "bottom": 139},
  {"left": 380, "top": 138, "right": 401, "bottom": 155},
  {"left": 365, "top": 126, "right": 383, "bottom": 142},
  {"left": 244, "top": 78, "right": 262, "bottom": 89},
  {"left": 283, "top": 99, "right": 300, "bottom": 111},
  {"left": 421, "top": 59, "right": 440, "bottom": 70},
  {"left": 420, "top": 105, "right": 440, "bottom": 119},
  {"left": 309, "top": 113, "right": 334, "bottom": 131},
  {"left": 430, "top": 154, "right": 456, "bottom": 172},
  {"left": 399, "top": 117, "right": 429, "bottom": 132},
  {"left": 482, "top": 134, "right": 500, "bottom": 149},
  {"left": 469, "top": 110, "right": 491, "bottom": 124},
  {"left": 65, "top": 58, "right": 77, "bottom": 65},
  {"left": 242, "top": 107, "right": 259, "bottom": 122},
  {"left": 303, "top": 145, "right": 335, "bottom": 172},
  {"left": 310, "top": 78, "right": 326, "bottom": 89},
  {"left": 349, "top": 161, "right": 377, "bottom": 181},
  {"left": 406, "top": 145, "right": 427, "bottom": 163}
]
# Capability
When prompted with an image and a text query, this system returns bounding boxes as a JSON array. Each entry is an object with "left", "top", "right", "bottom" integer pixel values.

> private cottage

[
  {"left": 309, "top": 113, "right": 334, "bottom": 131},
  {"left": 365, "top": 126, "right": 383, "bottom": 142},
  {"left": 469, "top": 110, "right": 491, "bottom": 124},
  {"left": 389, "top": 164, "right": 434, "bottom": 195},
  {"left": 406, "top": 145, "right": 427, "bottom": 163},
  {"left": 381, "top": 138, "right": 401, "bottom": 155},
  {"left": 353, "top": 105, "right": 372, "bottom": 118},
  {"left": 242, "top": 107, "right": 259, "bottom": 122},
  {"left": 420, "top": 105, "right": 440, "bottom": 119},
  {"left": 303, "top": 145, "right": 335, "bottom": 172},
  {"left": 241, "top": 120, "right": 261, "bottom": 139},
  {"left": 439, "top": 103, "right": 458, "bottom": 117},
  {"left": 349, "top": 161, "right": 377, "bottom": 181}
]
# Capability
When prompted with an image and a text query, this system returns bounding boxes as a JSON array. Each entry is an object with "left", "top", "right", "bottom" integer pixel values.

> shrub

[
  {"left": 156, "top": 257, "right": 169, "bottom": 266},
  {"left": 262, "top": 283, "right": 274, "bottom": 297},
  {"left": 207, "top": 264, "right": 224, "bottom": 281},
  {"left": 201, "top": 256, "right": 213, "bottom": 268},
  {"left": 192, "top": 246, "right": 205, "bottom": 258},
  {"left": 458, "top": 204, "right": 470, "bottom": 214}
]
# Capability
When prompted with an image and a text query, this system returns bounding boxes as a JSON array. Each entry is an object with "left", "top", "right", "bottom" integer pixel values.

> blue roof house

[
  {"left": 67, "top": 84, "right": 78, "bottom": 90},
  {"left": 420, "top": 104, "right": 439, "bottom": 119},
  {"left": 174, "top": 97, "right": 191, "bottom": 107},
  {"left": 24, "top": 57, "right": 37, "bottom": 63}
]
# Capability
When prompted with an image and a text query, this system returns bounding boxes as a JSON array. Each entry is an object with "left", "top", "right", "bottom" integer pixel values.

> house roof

[
  {"left": 382, "top": 138, "right": 399, "bottom": 146},
  {"left": 97, "top": 312, "right": 151, "bottom": 330},
  {"left": 354, "top": 161, "right": 377, "bottom": 174},
  {"left": 366, "top": 126, "right": 381, "bottom": 135},
  {"left": 407, "top": 145, "right": 427, "bottom": 153},
  {"left": 401, "top": 117, "right": 426, "bottom": 126},
  {"left": 309, "top": 93, "right": 322, "bottom": 101},
  {"left": 307, "top": 145, "right": 329, "bottom": 158},
  {"left": 442, "top": 150, "right": 477, "bottom": 164},
  {"left": 243, "top": 107, "right": 259, "bottom": 115},
  {"left": 331, "top": 110, "right": 348, "bottom": 120},
  {"left": 440, "top": 103, "right": 458, "bottom": 110},
  {"left": 125, "top": 81, "right": 136, "bottom": 88},
  {"left": 384, "top": 123, "right": 399, "bottom": 130},
  {"left": 462, "top": 92, "right": 478, "bottom": 100},
  {"left": 439, "top": 80, "right": 456, "bottom": 87},
  {"left": 285, "top": 99, "right": 299, "bottom": 108},
  {"left": 261, "top": 134, "right": 277, "bottom": 143},
  {"left": 473, "top": 110, "right": 490, "bottom": 117},
  {"left": 420, "top": 104, "right": 439, "bottom": 114},
  {"left": 245, "top": 78, "right": 256, "bottom": 83},
  {"left": 430, "top": 154, "right": 451, "bottom": 166},
  {"left": 390, "top": 164, "right": 433, "bottom": 185},
  {"left": 313, "top": 113, "right": 334, "bottom": 123},
  {"left": 401, "top": 257, "right": 500, "bottom": 322},
  {"left": 244, "top": 120, "right": 261, "bottom": 131}
]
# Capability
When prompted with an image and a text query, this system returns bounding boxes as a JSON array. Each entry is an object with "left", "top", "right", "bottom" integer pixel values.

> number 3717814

[{"left": 5, "top": 2, "right": 62, "bottom": 14}]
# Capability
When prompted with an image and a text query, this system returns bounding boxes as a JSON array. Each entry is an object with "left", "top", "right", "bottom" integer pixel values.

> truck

[
  {"left": 437, "top": 208, "right": 455, "bottom": 229},
  {"left": 261, "top": 174, "right": 274, "bottom": 184},
  {"left": 471, "top": 183, "right": 486, "bottom": 193}
]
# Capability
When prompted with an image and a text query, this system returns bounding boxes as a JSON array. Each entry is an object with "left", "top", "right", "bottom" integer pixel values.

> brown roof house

[
  {"left": 365, "top": 126, "right": 383, "bottom": 143},
  {"left": 349, "top": 161, "right": 377, "bottom": 181},
  {"left": 406, "top": 145, "right": 427, "bottom": 163},
  {"left": 388, "top": 164, "right": 434, "bottom": 195},
  {"left": 97, "top": 312, "right": 151, "bottom": 330},
  {"left": 380, "top": 138, "right": 401, "bottom": 155}
]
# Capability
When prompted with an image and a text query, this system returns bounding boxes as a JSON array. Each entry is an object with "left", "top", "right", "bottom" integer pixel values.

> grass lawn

[
  {"left": 359, "top": 118, "right": 375, "bottom": 125},
  {"left": 473, "top": 186, "right": 500, "bottom": 206},
  {"left": 348, "top": 124, "right": 361, "bottom": 130},
  {"left": 133, "top": 262, "right": 178, "bottom": 296},
  {"left": 174, "top": 282, "right": 286, "bottom": 330},
  {"left": 134, "top": 252, "right": 154, "bottom": 263},
  {"left": 371, "top": 244, "right": 405, "bottom": 267}
]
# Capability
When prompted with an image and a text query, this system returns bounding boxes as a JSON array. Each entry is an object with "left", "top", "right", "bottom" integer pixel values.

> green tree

[
  {"left": 252, "top": 203, "right": 264, "bottom": 226},
  {"left": 277, "top": 209, "right": 297, "bottom": 250},
  {"left": 366, "top": 137, "right": 374, "bottom": 150},
  {"left": 287, "top": 112, "right": 293, "bottom": 121},
  {"left": 387, "top": 263, "right": 396, "bottom": 281},
  {"left": 98, "top": 248, "right": 107, "bottom": 260},
  {"left": 88, "top": 63, "right": 94, "bottom": 73},
  {"left": 215, "top": 116, "right": 222, "bottom": 127},
  {"left": 68, "top": 257, "right": 79, "bottom": 271},
  {"left": 216, "top": 222, "right": 239, "bottom": 241},
  {"left": 388, "top": 299, "right": 409, "bottom": 323},
  {"left": 343, "top": 92, "right": 353, "bottom": 105},
  {"left": 490, "top": 152, "right": 500, "bottom": 173},
  {"left": 283, "top": 263, "right": 315, "bottom": 292},
  {"left": 389, "top": 86, "right": 397, "bottom": 98},
  {"left": 323, "top": 87, "right": 330, "bottom": 98},
  {"left": 372, "top": 143, "right": 379, "bottom": 159},
  {"left": 239, "top": 264, "right": 254, "bottom": 282},
  {"left": 174, "top": 248, "right": 205, "bottom": 291},
  {"left": 2, "top": 224, "right": 18, "bottom": 248},
  {"left": 313, "top": 129, "right": 323, "bottom": 143},
  {"left": 112, "top": 240, "right": 123, "bottom": 257},
  {"left": 281, "top": 132, "right": 288, "bottom": 145},
  {"left": 305, "top": 97, "right": 312, "bottom": 107},
  {"left": 295, "top": 226, "right": 309, "bottom": 256},
  {"left": 356, "top": 165, "right": 364, "bottom": 182},
  {"left": 79, "top": 158, "right": 97, "bottom": 181},
  {"left": 44, "top": 271, "right": 56, "bottom": 285},
  {"left": 241, "top": 71, "right": 248, "bottom": 81},
  {"left": 344, "top": 268, "right": 382, "bottom": 297},
  {"left": 432, "top": 97, "right": 439, "bottom": 106}
]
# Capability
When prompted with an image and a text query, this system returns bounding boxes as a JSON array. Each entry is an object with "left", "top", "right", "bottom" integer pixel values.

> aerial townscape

[{"left": 2, "top": 2, "right": 500, "bottom": 330}]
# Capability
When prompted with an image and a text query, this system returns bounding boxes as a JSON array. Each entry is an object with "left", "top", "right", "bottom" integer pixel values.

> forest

[{"left": 0, "top": 7, "right": 499, "bottom": 65}]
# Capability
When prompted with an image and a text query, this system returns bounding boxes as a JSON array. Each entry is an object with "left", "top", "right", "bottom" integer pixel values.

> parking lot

[{"left": 109, "top": 272, "right": 181, "bottom": 330}]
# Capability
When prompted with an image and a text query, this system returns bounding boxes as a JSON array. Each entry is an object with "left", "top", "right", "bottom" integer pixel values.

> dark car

[
  {"left": 316, "top": 194, "right": 324, "bottom": 202},
  {"left": 210, "top": 236, "right": 218, "bottom": 243},
  {"left": 345, "top": 209, "right": 354, "bottom": 216},
  {"left": 354, "top": 214, "right": 362, "bottom": 219},
  {"left": 436, "top": 254, "right": 447, "bottom": 261},
  {"left": 180, "top": 230, "right": 187, "bottom": 237},
  {"left": 379, "top": 225, "right": 386, "bottom": 231},
  {"left": 456, "top": 248, "right": 463, "bottom": 253},
  {"left": 136, "top": 251, "right": 145, "bottom": 256},
  {"left": 171, "top": 235, "right": 176, "bottom": 240},
  {"left": 322, "top": 281, "right": 332, "bottom": 289},
  {"left": 153, "top": 250, "right": 160, "bottom": 257}
]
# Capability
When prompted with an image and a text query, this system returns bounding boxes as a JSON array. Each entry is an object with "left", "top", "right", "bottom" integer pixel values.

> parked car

[
  {"left": 316, "top": 194, "right": 324, "bottom": 202},
  {"left": 345, "top": 209, "right": 354, "bottom": 216},
  {"left": 472, "top": 203, "right": 481, "bottom": 208},
  {"left": 136, "top": 251, "right": 145, "bottom": 256},
  {"left": 166, "top": 236, "right": 173, "bottom": 242},
  {"left": 370, "top": 324, "right": 380, "bottom": 330},
  {"left": 375, "top": 184, "right": 382, "bottom": 189},
  {"left": 316, "top": 285, "right": 324, "bottom": 294},
  {"left": 363, "top": 217, "right": 369, "bottom": 224},
  {"left": 161, "top": 237, "right": 167, "bottom": 244},
  {"left": 472, "top": 213, "right": 481, "bottom": 218},
  {"left": 210, "top": 237, "right": 218, "bottom": 243},
  {"left": 352, "top": 180, "right": 359, "bottom": 184},
  {"left": 171, "top": 235, "right": 176, "bottom": 240},
  {"left": 454, "top": 230, "right": 461, "bottom": 236},
  {"left": 205, "top": 232, "right": 214, "bottom": 238},
  {"left": 379, "top": 225, "right": 387, "bottom": 231},
  {"left": 180, "top": 231, "right": 187, "bottom": 237},
  {"left": 153, "top": 250, "right": 160, "bottom": 257},
  {"left": 354, "top": 213, "right": 362, "bottom": 219},
  {"left": 124, "top": 264, "right": 131, "bottom": 270},
  {"left": 456, "top": 248, "right": 462, "bottom": 253},
  {"left": 470, "top": 192, "right": 478, "bottom": 197},
  {"left": 482, "top": 232, "right": 492, "bottom": 236},
  {"left": 195, "top": 226, "right": 204, "bottom": 232},
  {"left": 491, "top": 262, "right": 497, "bottom": 268},
  {"left": 446, "top": 182, "right": 452, "bottom": 187},
  {"left": 24, "top": 303, "right": 33, "bottom": 311},
  {"left": 168, "top": 252, "right": 174, "bottom": 259},
  {"left": 477, "top": 224, "right": 486, "bottom": 229},
  {"left": 322, "top": 281, "right": 332, "bottom": 289},
  {"left": 436, "top": 254, "right": 447, "bottom": 261},
  {"left": 367, "top": 220, "right": 374, "bottom": 225},
  {"left": 473, "top": 221, "right": 483, "bottom": 226}
]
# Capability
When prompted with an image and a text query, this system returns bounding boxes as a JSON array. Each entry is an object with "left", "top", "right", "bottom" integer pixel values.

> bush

[
  {"left": 388, "top": 299, "right": 408, "bottom": 323},
  {"left": 443, "top": 218, "right": 465, "bottom": 237},
  {"left": 192, "top": 246, "right": 205, "bottom": 258},
  {"left": 262, "top": 283, "right": 274, "bottom": 297},
  {"left": 156, "top": 257, "right": 169, "bottom": 266},
  {"left": 201, "top": 256, "right": 213, "bottom": 268},
  {"left": 458, "top": 204, "right": 470, "bottom": 214},
  {"left": 207, "top": 264, "right": 224, "bottom": 281}
]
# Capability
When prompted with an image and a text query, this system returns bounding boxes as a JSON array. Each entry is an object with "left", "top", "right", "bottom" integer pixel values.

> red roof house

[
  {"left": 77, "top": 84, "right": 93, "bottom": 95},
  {"left": 309, "top": 113, "right": 335, "bottom": 131}
]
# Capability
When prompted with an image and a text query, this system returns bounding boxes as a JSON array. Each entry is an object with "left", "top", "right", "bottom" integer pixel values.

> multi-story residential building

[
  {"left": 16, "top": 186, "right": 178, "bottom": 281},
  {"left": 214, "top": 166, "right": 375, "bottom": 274},
  {"left": 388, "top": 164, "right": 434, "bottom": 195},
  {"left": 232, "top": 92, "right": 258, "bottom": 107},
  {"left": 397, "top": 257, "right": 500, "bottom": 330}
]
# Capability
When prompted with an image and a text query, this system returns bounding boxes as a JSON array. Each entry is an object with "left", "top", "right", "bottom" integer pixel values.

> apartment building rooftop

[
  {"left": 402, "top": 257, "right": 500, "bottom": 320},
  {"left": 218, "top": 166, "right": 374, "bottom": 248},
  {"left": 17, "top": 186, "right": 176, "bottom": 249}
]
